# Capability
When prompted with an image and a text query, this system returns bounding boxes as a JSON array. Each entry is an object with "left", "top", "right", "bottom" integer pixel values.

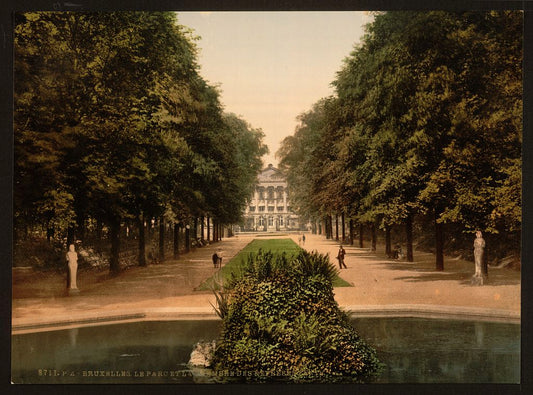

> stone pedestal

[
  {"left": 68, "top": 287, "right": 80, "bottom": 296},
  {"left": 471, "top": 274, "right": 485, "bottom": 286}
]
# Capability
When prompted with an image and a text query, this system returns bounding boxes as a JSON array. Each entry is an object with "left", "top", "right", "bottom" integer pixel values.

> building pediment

[{"left": 258, "top": 164, "right": 285, "bottom": 182}]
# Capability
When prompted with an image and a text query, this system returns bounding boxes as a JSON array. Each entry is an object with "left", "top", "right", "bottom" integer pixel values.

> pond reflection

[
  {"left": 352, "top": 317, "right": 520, "bottom": 383},
  {"left": 11, "top": 317, "right": 519, "bottom": 384}
]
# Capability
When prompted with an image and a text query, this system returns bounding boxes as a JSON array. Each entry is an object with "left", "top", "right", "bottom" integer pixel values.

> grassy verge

[{"left": 196, "top": 238, "right": 351, "bottom": 290}]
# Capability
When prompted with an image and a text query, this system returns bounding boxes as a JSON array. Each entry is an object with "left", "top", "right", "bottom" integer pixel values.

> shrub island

[{"left": 208, "top": 249, "right": 383, "bottom": 383}]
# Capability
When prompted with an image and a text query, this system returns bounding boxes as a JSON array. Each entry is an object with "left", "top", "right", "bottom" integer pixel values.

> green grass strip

[{"left": 196, "top": 238, "right": 351, "bottom": 290}]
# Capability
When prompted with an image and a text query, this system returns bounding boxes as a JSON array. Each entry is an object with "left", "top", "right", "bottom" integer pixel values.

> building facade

[{"left": 240, "top": 164, "right": 300, "bottom": 232}]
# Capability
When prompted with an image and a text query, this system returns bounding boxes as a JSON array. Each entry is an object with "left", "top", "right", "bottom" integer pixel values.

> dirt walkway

[
  {"left": 12, "top": 232, "right": 520, "bottom": 332},
  {"left": 12, "top": 235, "right": 254, "bottom": 330},
  {"left": 293, "top": 233, "right": 520, "bottom": 315}
]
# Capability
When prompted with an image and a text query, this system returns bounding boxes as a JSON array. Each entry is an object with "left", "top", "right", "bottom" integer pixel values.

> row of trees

[
  {"left": 14, "top": 12, "right": 268, "bottom": 273},
  {"left": 278, "top": 11, "right": 522, "bottom": 269}
]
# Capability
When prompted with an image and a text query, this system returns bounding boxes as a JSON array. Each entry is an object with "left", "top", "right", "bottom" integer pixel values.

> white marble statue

[
  {"left": 474, "top": 231, "right": 485, "bottom": 276},
  {"left": 472, "top": 231, "right": 486, "bottom": 285},
  {"left": 66, "top": 244, "right": 79, "bottom": 294}
]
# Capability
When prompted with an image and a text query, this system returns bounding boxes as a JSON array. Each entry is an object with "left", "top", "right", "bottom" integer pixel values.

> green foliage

[
  {"left": 277, "top": 10, "right": 522, "bottom": 266},
  {"left": 13, "top": 239, "right": 66, "bottom": 269},
  {"left": 210, "top": 285, "right": 230, "bottom": 320},
  {"left": 212, "top": 250, "right": 382, "bottom": 383},
  {"left": 292, "top": 250, "right": 339, "bottom": 285},
  {"left": 14, "top": 11, "right": 267, "bottom": 270}
]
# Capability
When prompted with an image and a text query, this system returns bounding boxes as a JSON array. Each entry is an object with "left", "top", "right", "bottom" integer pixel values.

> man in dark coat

[{"left": 337, "top": 245, "right": 347, "bottom": 269}]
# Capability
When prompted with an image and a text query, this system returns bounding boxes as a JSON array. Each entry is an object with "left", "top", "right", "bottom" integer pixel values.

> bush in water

[{"left": 211, "top": 249, "right": 383, "bottom": 383}]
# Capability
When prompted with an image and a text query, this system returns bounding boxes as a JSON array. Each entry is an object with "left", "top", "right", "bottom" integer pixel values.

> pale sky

[{"left": 176, "top": 12, "right": 373, "bottom": 166}]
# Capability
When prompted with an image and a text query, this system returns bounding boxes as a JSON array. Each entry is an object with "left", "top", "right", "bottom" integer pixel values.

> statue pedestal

[
  {"left": 471, "top": 274, "right": 485, "bottom": 286},
  {"left": 68, "top": 288, "right": 80, "bottom": 296}
]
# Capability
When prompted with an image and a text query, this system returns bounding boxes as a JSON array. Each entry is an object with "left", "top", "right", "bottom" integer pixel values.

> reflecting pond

[{"left": 11, "top": 317, "right": 520, "bottom": 384}]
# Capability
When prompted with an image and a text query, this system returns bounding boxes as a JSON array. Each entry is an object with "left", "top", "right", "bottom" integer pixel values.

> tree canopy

[
  {"left": 277, "top": 11, "right": 522, "bottom": 269},
  {"left": 14, "top": 11, "right": 267, "bottom": 272}
]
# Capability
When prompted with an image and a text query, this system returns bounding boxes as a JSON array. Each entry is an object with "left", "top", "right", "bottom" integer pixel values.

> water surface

[{"left": 11, "top": 317, "right": 520, "bottom": 383}]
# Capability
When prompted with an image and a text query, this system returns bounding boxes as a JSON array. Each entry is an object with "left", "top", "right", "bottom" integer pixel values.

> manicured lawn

[{"left": 196, "top": 238, "right": 351, "bottom": 290}]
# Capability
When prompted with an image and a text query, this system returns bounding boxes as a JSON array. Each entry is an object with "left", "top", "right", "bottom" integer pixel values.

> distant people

[
  {"left": 392, "top": 244, "right": 403, "bottom": 260},
  {"left": 337, "top": 245, "right": 347, "bottom": 269},
  {"left": 298, "top": 235, "right": 302, "bottom": 246},
  {"left": 302, "top": 234, "right": 306, "bottom": 245}
]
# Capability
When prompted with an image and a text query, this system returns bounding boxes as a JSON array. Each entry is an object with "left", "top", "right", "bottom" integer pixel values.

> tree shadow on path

[{"left": 354, "top": 248, "right": 520, "bottom": 287}]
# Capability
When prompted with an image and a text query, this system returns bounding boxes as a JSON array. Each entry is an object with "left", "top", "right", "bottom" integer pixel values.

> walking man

[
  {"left": 212, "top": 251, "right": 219, "bottom": 268},
  {"left": 217, "top": 248, "right": 223, "bottom": 267},
  {"left": 337, "top": 245, "right": 347, "bottom": 269}
]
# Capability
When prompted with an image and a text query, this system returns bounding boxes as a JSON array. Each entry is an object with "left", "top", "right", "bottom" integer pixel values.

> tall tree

[
  {"left": 279, "top": 10, "right": 522, "bottom": 270},
  {"left": 15, "top": 11, "right": 268, "bottom": 273}
]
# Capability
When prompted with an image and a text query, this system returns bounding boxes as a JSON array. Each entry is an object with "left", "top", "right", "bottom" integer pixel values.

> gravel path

[
  {"left": 295, "top": 233, "right": 520, "bottom": 320},
  {"left": 12, "top": 232, "right": 520, "bottom": 332}
]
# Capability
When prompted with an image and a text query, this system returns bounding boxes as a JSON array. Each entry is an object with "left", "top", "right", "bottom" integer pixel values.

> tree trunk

[
  {"left": 435, "top": 208, "right": 444, "bottom": 271},
  {"left": 359, "top": 223, "right": 364, "bottom": 248},
  {"left": 207, "top": 217, "right": 211, "bottom": 242},
  {"left": 385, "top": 224, "right": 391, "bottom": 257},
  {"left": 173, "top": 223, "right": 180, "bottom": 259},
  {"left": 67, "top": 226, "right": 75, "bottom": 247},
  {"left": 201, "top": 216, "right": 205, "bottom": 242},
  {"left": 13, "top": 221, "right": 19, "bottom": 245},
  {"left": 138, "top": 213, "right": 146, "bottom": 266},
  {"left": 46, "top": 226, "right": 54, "bottom": 243},
  {"left": 96, "top": 219, "right": 103, "bottom": 241},
  {"left": 193, "top": 217, "right": 198, "bottom": 245},
  {"left": 76, "top": 214, "right": 85, "bottom": 241},
  {"left": 371, "top": 222, "right": 377, "bottom": 251},
  {"left": 335, "top": 215, "right": 339, "bottom": 241},
  {"left": 341, "top": 213, "right": 346, "bottom": 242},
  {"left": 329, "top": 215, "right": 333, "bottom": 239},
  {"left": 406, "top": 213, "right": 414, "bottom": 262},
  {"left": 159, "top": 216, "right": 165, "bottom": 262},
  {"left": 109, "top": 217, "right": 121, "bottom": 275},
  {"left": 482, "top": 238, "right": 489, "bottom": 278},
  {"left": 349, "top": 219, "right": 354, "bottom": 245},
  {"left": 185, "top": 226, "right": 190, "bottom": 252}
]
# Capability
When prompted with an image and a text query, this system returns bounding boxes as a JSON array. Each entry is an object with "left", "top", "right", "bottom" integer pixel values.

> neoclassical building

[{"left": 240, "top": 164, "right": 300, "bottom": 232}]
